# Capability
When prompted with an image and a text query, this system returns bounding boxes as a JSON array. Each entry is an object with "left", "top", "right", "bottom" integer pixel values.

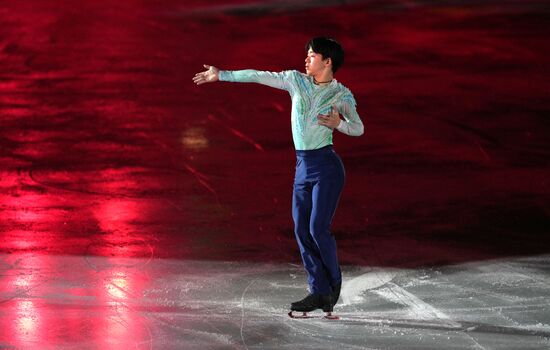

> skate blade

[
  {"left": 288, "top": 311, "right": 340, "bottom": 320},
  {"left": 288, "top": 311, "right": 313, "bottom": 319},
  {"left": 324, "top": 312, "right": 340, "bottom": 320}
]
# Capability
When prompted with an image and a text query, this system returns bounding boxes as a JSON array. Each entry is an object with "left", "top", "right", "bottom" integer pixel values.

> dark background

[{"left": 1, "top": 0, "right": 549, "bottom": 268}]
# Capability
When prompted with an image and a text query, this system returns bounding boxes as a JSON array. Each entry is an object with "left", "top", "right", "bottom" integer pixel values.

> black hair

[{"left": 305, "top": 37, "right": 344, "bottom": 74}]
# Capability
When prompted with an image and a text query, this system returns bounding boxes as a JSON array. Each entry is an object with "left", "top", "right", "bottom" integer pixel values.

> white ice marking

[
  {"left": 467, "top": 335, "right": 488, "bottom": 350},
  {"left": 240, "top": 278, "right": 258, "bottom": 350},
  {"left": 340, "top": 269, "right": 396, "bottom": 306},
  {"left": 373, "top": 282, "right": 461, "bottom": 328},
  {"left": 518, "top": 323, "right": 550, "bottom": 332}
]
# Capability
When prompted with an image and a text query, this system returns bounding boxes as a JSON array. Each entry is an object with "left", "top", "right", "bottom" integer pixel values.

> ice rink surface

[
  {"left": 1, "top": 255, "right": 550, "bottom": 349},
  {"left": 1, "top": 0, "right": 549, "bottom": 348}
]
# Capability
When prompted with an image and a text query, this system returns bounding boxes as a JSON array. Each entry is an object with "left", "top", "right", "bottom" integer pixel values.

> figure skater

[{"left": 193, "top": 37, "right": 364, "bottom": 318}]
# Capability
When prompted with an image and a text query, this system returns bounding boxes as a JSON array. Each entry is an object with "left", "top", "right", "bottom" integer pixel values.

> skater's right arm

[{"left": 193, "top": 65, "right": 293, "bottom": 92}]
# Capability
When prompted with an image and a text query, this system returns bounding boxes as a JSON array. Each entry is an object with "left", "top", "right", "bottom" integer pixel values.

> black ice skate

[{"left": 288, "top": 294, "right": 338, "bottom": 320}]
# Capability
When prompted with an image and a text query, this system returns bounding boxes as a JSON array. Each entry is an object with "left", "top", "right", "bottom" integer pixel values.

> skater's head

[{"left": 305, "top": 37, "right": 344, "bottom": 75}]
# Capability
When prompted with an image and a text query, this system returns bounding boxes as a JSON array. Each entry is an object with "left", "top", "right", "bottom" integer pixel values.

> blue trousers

[{"left": 292, "top": 145, "right": 345, "bottom": 295}]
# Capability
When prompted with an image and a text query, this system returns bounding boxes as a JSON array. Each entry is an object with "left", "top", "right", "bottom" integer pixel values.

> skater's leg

[
  {"left": 293, "top": 182, "right": 332, "bottom": 295},
  {"left": 309, "top": 151, "right": 345, "bottom": 292},
  {"left": 292, "top": 158, "right": 331, "bottom": 296}
]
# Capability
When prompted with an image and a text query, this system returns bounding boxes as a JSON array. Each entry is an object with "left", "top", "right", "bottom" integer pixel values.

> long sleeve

[
  {"left": 218, "top": 69, "right": 294, "bottom": 92},
  {"left": 336, "top": 99, "right": 364, "bottom": 136}
]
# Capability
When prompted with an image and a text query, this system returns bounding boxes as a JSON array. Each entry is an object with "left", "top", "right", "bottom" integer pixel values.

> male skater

[{"left": 193, "top": 37, "right": 364, "bottom": 317}]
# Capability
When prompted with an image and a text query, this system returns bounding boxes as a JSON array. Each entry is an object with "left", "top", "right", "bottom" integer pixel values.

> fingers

[
  {"left": 192, "top": 72, "right": 206, "bottom": 85},
  {"left": 203, "top": 64, "right": 211, "bottom": 69},
  {"left": 317, "top": 112, "right": 336, "bottom": 120},
  {"left": 317, "top": 110, "right": 339, "bottom": 128},
  {"left": 193, "top": 67, "right": 210, "bottom": 85},
  {"left": 317, "top": 114, "right": 329, "bottom": 126}
]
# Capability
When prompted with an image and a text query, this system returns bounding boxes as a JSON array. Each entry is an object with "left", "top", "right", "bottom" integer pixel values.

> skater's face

[{"left": 305, "top": 48, "right": 332, "bottom": 76}]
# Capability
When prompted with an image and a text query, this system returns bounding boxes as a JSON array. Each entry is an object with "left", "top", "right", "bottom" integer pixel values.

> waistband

[{"left": 295, "top": 145, "right": 334, "bottom": 157}]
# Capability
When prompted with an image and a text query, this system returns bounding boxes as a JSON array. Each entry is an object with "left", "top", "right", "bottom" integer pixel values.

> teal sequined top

[{"left": 219, "top": 69, "right": 364, "bottom": 150}]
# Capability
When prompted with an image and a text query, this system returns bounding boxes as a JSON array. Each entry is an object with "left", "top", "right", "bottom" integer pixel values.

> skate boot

[{"left": 288, "top": 294, "right": 337, "bottom": 319}]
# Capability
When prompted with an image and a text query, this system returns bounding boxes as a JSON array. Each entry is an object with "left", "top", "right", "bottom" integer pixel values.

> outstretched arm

[{"left": 194, "top": 65, "right": 293, "bottom": 92}]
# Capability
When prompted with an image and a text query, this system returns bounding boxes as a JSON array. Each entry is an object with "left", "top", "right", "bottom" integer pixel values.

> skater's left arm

[
  {"left": 335, "top": 99, "right": 364, "bottom": 136},
  {"left": 318, "top": 99, "right": 364, "bottom": 136}
]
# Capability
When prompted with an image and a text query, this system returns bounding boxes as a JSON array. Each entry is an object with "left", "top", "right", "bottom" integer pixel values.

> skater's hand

[
  {"left": 193, "top": 64, "right": 219, "bottom": 85},
  {"left": 317, "top": 106, "right": 341, "bottom": 129}
]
